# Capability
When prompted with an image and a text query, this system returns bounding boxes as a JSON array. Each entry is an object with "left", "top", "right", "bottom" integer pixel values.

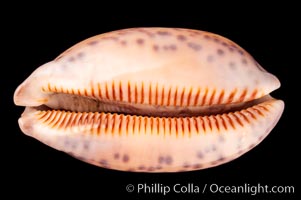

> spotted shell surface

[{"left": 14, "top": 28, "right": 284, "bottom": 172}]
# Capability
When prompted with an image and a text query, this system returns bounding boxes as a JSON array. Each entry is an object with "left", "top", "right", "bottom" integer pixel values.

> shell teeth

[
  {"left": 35, "top": 99, "right": 278, "bottom": 136},
  {"left": 42, "top": 82, "right": 265, "bottom": 107}
]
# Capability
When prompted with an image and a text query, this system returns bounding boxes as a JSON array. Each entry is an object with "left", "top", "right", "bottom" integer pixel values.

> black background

[{"left": 3, "top": 4, "right": 297, "bottom": 199}]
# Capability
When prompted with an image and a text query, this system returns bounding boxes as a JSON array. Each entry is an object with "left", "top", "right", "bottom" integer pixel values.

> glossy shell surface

[{"left": 14, "top": 28, "right": 284, "bottom": 172}]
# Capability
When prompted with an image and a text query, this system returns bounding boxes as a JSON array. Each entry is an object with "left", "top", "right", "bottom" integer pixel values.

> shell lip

[{"left": 20, "top": 93, "right": 276, "bottom": 118}]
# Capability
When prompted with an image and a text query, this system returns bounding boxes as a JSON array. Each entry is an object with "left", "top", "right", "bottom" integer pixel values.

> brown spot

[
  {"left": 153, "top": 44, "right": 159, "bottom": 51},
  {"left": 217, "top": 49, "right": 224, "bottom": 55},
  {"left": 88, "top": 40, "right": 98, "bottom": 46},
  {"left": 103, "top": 36, "right": 118, "bottom": 41},
  {"left": 127, "top": 168, "right": 135, "bottom": 172},
  {"left": 204, "top": 35, "right": 211, "bottom": 40},
  {"left": 158, "top": 155, "right": 173, "bottom": 165},
  {"left": 248, "top": 143, "right": 256, "bottom": 149},
  {"left": 177, "top": 35, "right": 186, "bottom": 41},
  {"left": 197, "top": 151, "right": 204, "bottom": 159},
  {"left": 183, "top": 163, "right": 190, "bottom": 168},
  {"left": 207, "top": 145, "right": 217, "bottom": 152},
  {"left": 117, "top": 31, "right": 127, "bottom": 35},
  {"left": 230, "top": 44, "right": 237, "bottom": 49},
  {"left": 165, "top": 156, "right": 173, "bottom": 165},
  {"left": 99, "top": 159, "right": 108, "bottom": 166},
  {"left": 187, "top": 42, "right": 202, "bottom": 51},
  {"left": 138, "top": 165, "right": 145, "bottom": 170},
  {"left": 213, "top": 38, "right": 220, "bottom": 43},
  {"left": 156, "top": 166, "right": 162, "bottom": 170},
  {"left": 221, "top": 42, "right": 228, "bottom": 47},
  {"left": 163, "top": 44, "right": 177, "bottom": 51},
  {"left": 158, "top": 156, "right": 165, "bottom": 164},
  {"left": 83, "top": 141, "right": 89, "bottom": 150},
  {"left": 228, "top": 47, "right": 234, "bottom": 52},
  {"left": 229, "top": 62, "right": 236, "bottom": 69},
  {"left": 157, "top": 31, "right": 171, "bottom": 36},
  {"left": 207, "top": 55, "right": 214, "bottom": 62},
  {"left": 238, "top": 49, "right": 244, "bottom": 55},
  {"left": 193, "top": 164, "right": 203, "bottom": 169},
  {"left": 77, "top": 52, "right": 84, "bottom": 58},
  {"left": 210, "top": 160, "right": 220, "bottom": 166},
  {"left": 114, "top": 153, "right": 120, "bottom": 159},
  {"left": 169, "top": 44, "right": 177, "bottom": 50},
  {"left": 68, "top": 57, "right": 75, "bottom": 62},
  {"left": 237, "top": 149, "right": 244, "bottom": 156},
  {"left": 148, "top": 166, "right": 155, "bottom": 171},
  {"left": 70, "top": 140, "right": 77, "bottom": 149},
  {"left": 120, "top": 40, "right": 127, "bottom": 46},
  {"left": 136, "top": 38, "right": 144, "bottom": 45},
  {"left": 64, "top": 139, "right": 70, "bottom": 147},
  {"left": 242, "top": 58, "right": 248, "bottom": 65},
  {"left": 123, "top": 154, "right": 129, "bottom": 163},
  {"left": 136, "top": 29, "right": 155, "bottom": 37},
  {"left": 258, "top": 134, "right": 265, "bottom": 142}
]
